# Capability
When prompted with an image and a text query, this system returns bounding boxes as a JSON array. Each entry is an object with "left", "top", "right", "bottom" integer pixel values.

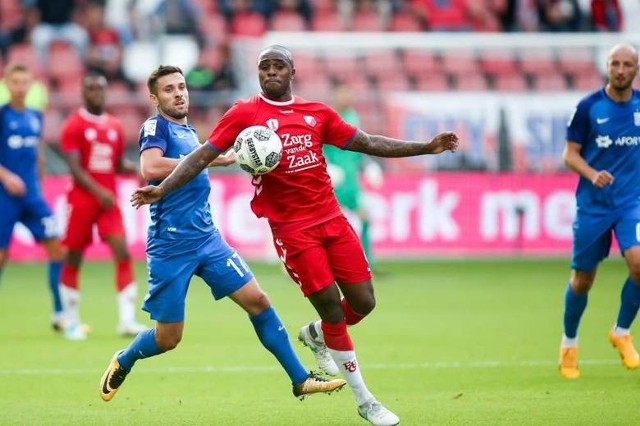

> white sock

[
  {"left": 327, "top": 348, "right": 374, "bottom": 406},
  {"left": 117, "top": 283, "right": 138, "bottom": 325},
  {"left": 59, "top": 284, "right": 81, "bottom": 325},
  {"left": 614, "top": 326, "right": 631, "bottom": 336},
  {"left": 561, "top": 335, "right": 578, "bottom": 347}
]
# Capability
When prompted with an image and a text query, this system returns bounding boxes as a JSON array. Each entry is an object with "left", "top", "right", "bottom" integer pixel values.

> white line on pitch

[{"left": 0, "top": 359, "right": 619, "bottom": 376}]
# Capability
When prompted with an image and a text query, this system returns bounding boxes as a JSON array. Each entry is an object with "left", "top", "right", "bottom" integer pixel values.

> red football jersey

[
  {"left": 207, "top": 94, "right": 358, "bottom": 232},
  {"left": 60, "top": 108, "right": 124, "bottom": 197}
]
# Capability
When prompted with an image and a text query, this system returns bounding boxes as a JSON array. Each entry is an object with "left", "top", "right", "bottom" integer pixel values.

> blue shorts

[
  {"left": 142, "top": 232, "right": 254, "bottom": 323},
  {"left": 571, "top": 202, "right": 640, "bottom": 271},
  {"left": 0, "top": 194, "right": 58, "bottom": 249}
]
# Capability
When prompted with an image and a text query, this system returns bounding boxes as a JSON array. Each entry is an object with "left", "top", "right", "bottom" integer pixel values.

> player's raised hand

[
  {"left": 131, "top": 185, "right": 163, "bottom": 208},
  {"left": 427, "top": 131, "right": 459, "bottom": 154}
]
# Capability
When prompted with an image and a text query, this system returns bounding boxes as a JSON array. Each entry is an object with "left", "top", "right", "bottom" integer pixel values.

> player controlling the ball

[
  {"left": 131, "top": 46, "right": 459, "bottom": 426},
  {"left": 99, "top": 64, "right": 347, "bottom": 404}
]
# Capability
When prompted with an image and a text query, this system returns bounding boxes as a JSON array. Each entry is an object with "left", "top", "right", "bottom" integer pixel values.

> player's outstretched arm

[
  {"left": 347, "top": 129, "right": 459, "bottom": 157},
  {"left": 131, "top": 143, "right": 218, "bottom": 208}
]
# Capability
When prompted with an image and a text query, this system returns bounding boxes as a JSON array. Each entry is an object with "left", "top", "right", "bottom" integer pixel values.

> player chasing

[
  {"left": 559, "top": 43, "right": 640, "bottom": 379},
  {"left": 130, "top": 46, "right": 459, "bottom": 426},
  {"left": 58, "top": 73, "right": 147, "bottom": 340},
  {"left": 99, "top": 65, "right": 346, "bottom": 403},
  {"left": 0, "top": 61, "right": 65, "bottom": 330}
]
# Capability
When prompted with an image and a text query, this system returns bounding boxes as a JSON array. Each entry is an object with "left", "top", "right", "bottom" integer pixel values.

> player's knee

[
  {"left": 157, "top": 333, "right": 182, "bottom": 351},
  {"left": 353, "top": 296, "right": 376, "bottom": 316}
]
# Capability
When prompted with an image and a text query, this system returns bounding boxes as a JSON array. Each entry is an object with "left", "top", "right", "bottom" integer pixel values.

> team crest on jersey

[
  {"left": 634, "top": 112, "right": 640, "bottom": 126},
  {"left": 107, "top": 129, "right": 118, "bottom": 142},
  {"left": 144, "top": 119, "right": 157, "bottom": 136},
  {"left": 266, "top": 119, "right": 279, "bottom": 132},
  {"left": 84, "top": 128, "right": 97, "bottom": 141},
  {"left": 29, "top": 116, "right": 41, "bottom": 133},
  {"left": 304, "top": 115, "right": 316, "bottom": 127}
]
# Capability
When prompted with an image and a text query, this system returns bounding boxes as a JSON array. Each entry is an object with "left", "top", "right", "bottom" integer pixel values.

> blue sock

[
  {"left": 563, "top": 282, "right": 588, "bottom": 338},
  {"left": 617, "top": 277, "right": 640, "bottom": 329},
  {"left": 118, "top": 328, "right": 162, "bottom": 372},
  {"left": 48, "top": 261, "right": 63, "bottom": 313},
  {"left": 250, "top": 306, "right": 309, "bottom": 385}
]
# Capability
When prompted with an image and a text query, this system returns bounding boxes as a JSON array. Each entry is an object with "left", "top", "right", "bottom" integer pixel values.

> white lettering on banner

[
  {"left": 544, "top": 192, "right": 575, "bottom": 239},
  {"left": 481, "top": 191, "right": 540, "bottom": 240},
  {"left": 417, "top": 180, "right": 459, "bottom": 240}
]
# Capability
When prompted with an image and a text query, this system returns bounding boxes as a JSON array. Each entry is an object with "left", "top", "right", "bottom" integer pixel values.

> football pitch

[{"left": 1, "top": 258, "right": 638, "bottom": 425}]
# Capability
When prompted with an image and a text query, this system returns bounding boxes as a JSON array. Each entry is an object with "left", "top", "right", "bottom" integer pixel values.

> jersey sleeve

[
  {"left": 566, "top": 98, "right": 591, "bottom": 145},
  {"left": 206, "top": 102, "right": 251, "bottom": 152},
  {"left": 321, "top": 106, "right": 358, "bottom": 149},
  {"left": 60, "top": 116, "right": 81, "bottom": 153},
  {"left": 139, "top": 117, "right": 168, "bottom": 153}
]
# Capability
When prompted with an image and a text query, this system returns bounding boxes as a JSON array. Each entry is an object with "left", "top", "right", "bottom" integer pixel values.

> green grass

[{"left": 1, "top": 258, "right": 638, "bottom": 425}]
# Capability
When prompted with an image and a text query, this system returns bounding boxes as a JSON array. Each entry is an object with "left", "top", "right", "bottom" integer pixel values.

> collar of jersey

[{"left": 258, "top": 93, "right": 295, "bottom": 106}]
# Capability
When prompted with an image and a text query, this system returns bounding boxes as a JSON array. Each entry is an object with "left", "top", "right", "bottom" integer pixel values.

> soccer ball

[{"left": 233, "top": 125, "right": 283, "bottom": 175}]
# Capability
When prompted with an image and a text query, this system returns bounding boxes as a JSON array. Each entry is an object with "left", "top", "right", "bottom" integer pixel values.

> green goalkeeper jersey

[{"left": 323, "top": 108, "right": 363, "bottom": 210}]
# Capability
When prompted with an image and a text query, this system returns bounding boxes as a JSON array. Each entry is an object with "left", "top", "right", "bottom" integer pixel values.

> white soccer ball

[{"left": 233, "top": 125, "right": 283, "bottom": 175}]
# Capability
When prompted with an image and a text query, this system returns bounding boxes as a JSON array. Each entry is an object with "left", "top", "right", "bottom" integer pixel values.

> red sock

[
  {"left": 342, "top": 299, "right": 367, "bottom": 326},
  {"left": 321, "top": 319, "right": 354, "bottom": 351},
  {"left": 116, "top": 259, "right": 134, "bottom": 292},
  {"left": 60, "top": 264, "right": 79, "bottom": 289}
]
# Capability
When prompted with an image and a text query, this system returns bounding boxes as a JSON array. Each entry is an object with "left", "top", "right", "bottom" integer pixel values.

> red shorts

[
  {"left": 272, "top": 215, "right": 371, "bottom": 297},
  {"left": 63, "top": 199, "right": 125, "bottom": 250}
]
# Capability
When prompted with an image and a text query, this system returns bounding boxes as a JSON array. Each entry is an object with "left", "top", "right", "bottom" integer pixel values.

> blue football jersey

[
  {"left": 566, "top": 88, "right": 640, "bottom": 213},
  {"left": 138, "top": 115, "right": 215, "bottom": 251},
  {"left": 0, "top": 104, "right": 43, "bottom": 198}
]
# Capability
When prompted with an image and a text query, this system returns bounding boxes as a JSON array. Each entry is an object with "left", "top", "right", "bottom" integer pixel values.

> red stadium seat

[
  {"left": 363, "top": 49, "right": 398, "bottom": 80},
  {"left": 311, "top": 11, "right": 346, "bottom": 31},
  {"left": 324, "top": 53, "right": 361, "bottom": 77},
  {"left": 270, "top": 10, "right": 307, "bottom": 31},
  {"left": 230, "top": 12, "right": 267, "bottom": 36},
  {"left": 519, "top": 48, "right": 558, "bottom": 78},
  {"left": 6, "top": 43, "right": 42, "bottom": 78},
  {"left": 455, "top": 74, "right": 489, "bottom": 91},
  {"left": 47, "top": 41, "right": 85, "bottom": 87},
  {"left": 389, "top": 11, "right": 423, "bottom": 32},
  {"left": 479, "top": 48, "right": 519, "bottom": 77},
  {"left": 441, "top": 50, "right": 480, "bottom": 77},
  {"left": 350, "top": 9, "right": 385, "bottom": 32},
  {"left": 290, "top": 51, "right": 323, "bottom": 77},
  {"left": 402, "top": 49, "right": 441, "bottom": 79},
  {"left": 493, "top": 74, "right": 528, "bottom": 92},
  {"left": 572, "top": 73, "right": 606, "bottom": 91},
  {"left": 414, "top": 74, "right": 450, "bottom": 91},
  {"left": 335, "top": 73, "right": 371, "bottom": 92},
  {"left": 531, "top": 74, "right": 568, "bottom": 91},
  {"left": 556, "top": 47, "right": 600, "bottom": 78},
  {"left": 375, "top": 74, "right": 410, "bottom": 91},
  {"left": 199, "top": 12, "right": 228, "bottom": 45}
]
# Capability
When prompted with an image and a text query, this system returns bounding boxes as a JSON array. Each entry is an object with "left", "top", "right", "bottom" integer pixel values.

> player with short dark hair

[
  {"left": 0, "top": 61, "right": 64, "bottom": 330},
  {"left": 131, "top": 47, "right": 458, "bottom": 426},
  {"left": 99, "top": 64, "right": 347, "bottom": 403},
  {"left": 559, "top": 43, "right": 640, "bottom": 379},
  {"left": 58, "top": 73, "right": 146, "bottom": 340}
]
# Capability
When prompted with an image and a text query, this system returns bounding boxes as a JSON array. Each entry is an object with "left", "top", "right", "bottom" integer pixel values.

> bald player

[{"left": 559, "top": 43, "right": 640, "bottom": 379}]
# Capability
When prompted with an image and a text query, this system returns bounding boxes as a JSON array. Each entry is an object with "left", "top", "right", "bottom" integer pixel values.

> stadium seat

[
  {"left": 350, "top": 9, "right": 386, "bottom": 32},
  {"left": 572, "top": 73, "right": 606, "bottom": 91},
  {"left": 294, "top": 74, "right": 333, "bottom": 98},
  {"left": 531, "top": 74, "right": 568, "bottom": 91},
  {"left": 363, "top": 49, "right": 398, "bottom": 80},
  {"left": 479, "top": 48, "right": 519, "bottom": 77},
  {"left": 311, "top": 11, "right": 346, "bottom": 31},
  {"left": 389, "top": 11, "right": 424, "bottom": 32},
  {"left": 375, "top": 74, "right": 410, "bottom": 91},
  {"left": 323, "top": 53, "right": 361, "bottom": 78},
  {"left": 230, "top": 12, "right": 267, "bottom": 36},
  {"left": 440, "top": 50, "right": 480, "bottom": 78},
  {"left": 519, "top": 48, "right": 558, "bottom": 78},
  {"left": 42, "top": 109, "right": 63, "bottom": 144},
  {"left": 270, "top": 10, "right": 307, "bottom": 31},
  {"left": 556, "top": 47, "right": 599, "bottom": 78},
  {"left": 402, "top": 49, "right": 441, "bottom": 79},
  {"left": 289, "top": 51, "right": 322, "bottom": 77},
  {"left": 493, "top": 74, "right": 528, "bottom": 92},
  {"left": 334, "top": 73, "right": 371, "bottom": 92},
  {"left": 6, "top": 43, "right": 42, "bottom": 78},
  {"left": 0, "top": 0, "right": 23, "bottom": 31},
  {"left": 199, "top": 12, "right": 228, "bottom": 45},
  {"left": 455, "top": 74, "right": 489, "bottom": 91},
  {"left": 414, "top": 74, "right": 450, "bottom": 91},
  {"left": 47, "top": 42, "right": 85, "bottom": 88}
]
